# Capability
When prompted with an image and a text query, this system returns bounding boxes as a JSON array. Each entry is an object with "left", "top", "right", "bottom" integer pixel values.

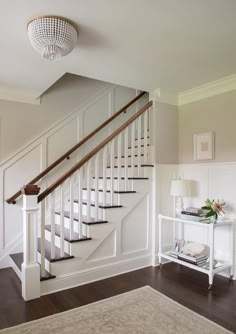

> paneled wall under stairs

[{"left": 0, "top": 85, "right": 146, "bottom": 268}]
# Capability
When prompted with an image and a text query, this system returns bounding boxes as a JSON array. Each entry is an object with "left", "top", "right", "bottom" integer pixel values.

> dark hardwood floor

[{"left": 0, "top": 263, "right": 236, "bottom": 332}]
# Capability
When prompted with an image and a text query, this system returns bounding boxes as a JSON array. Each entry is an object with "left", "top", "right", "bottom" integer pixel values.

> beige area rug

[{"left": 1, "top": 286, "right": 233, "bottom": 334}]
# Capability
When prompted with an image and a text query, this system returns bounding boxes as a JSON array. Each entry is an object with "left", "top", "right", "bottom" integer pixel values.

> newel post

[{"left": 21, "top": 185, "right": 40, "bottom": 301}]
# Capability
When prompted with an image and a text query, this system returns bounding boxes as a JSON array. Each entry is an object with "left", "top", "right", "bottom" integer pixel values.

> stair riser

[
  {"left": 114, "top": 156, "right": 151, "bottom": 165},
  {"left": 93, "top": 178, "right": 134, "bottom": 191},
  {"left": 54, "top": 214, "right": 88, "bottom": 234},
  {"left": 45, "top": 229, "right": 71, "bottom": 254},
  {"left": 72, "top": 202, "right": 119, "bottom": 217},
  {"left": 82, "top": 190, "right": 118, "bottom": 203},
  {"left": 105, "top": 166, "right": 148, "bottom": 178},
  {"left": 126, "top": 145, "right": 149, "bottom": 155},
  {"left": 129, "top": 138, "right": 149, "bottom": 146}
]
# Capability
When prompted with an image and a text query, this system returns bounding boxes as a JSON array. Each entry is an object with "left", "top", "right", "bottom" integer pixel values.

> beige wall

[
  {"left": 178, "top": 90, "right": 236, "bottom": 163},
  {"left": 153, "top": 101, "right": 178, "bottom": 164},
  {"left": 0, "top": 74, "right": 110, "bottom": 162}
]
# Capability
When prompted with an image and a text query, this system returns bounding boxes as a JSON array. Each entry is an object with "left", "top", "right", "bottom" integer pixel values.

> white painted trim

[
  {"left": 0, "top": 85, "right": 116, "bottom": 168},
  {"left": 10, "top": 257, "right": 22, "bottom": 280},
  {"left": 178, "top": 74, "right": 236, "bottom": 106},
  {"left": 0, "top": 87, "right": 41, "bottom": 105},
  {"left": 40, "top": 255, "right": 152, "bottom": 296},
  {"left": 0, "top": 232, "right": 22, "bottom": 267},
  {"left": 149, "top": 88, "right": 178, "bottom": 106}
]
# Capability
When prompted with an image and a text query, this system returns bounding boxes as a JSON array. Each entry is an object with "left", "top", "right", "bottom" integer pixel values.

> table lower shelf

[{"left": 159, "top": 251, "right": 231, "bottom": 275}]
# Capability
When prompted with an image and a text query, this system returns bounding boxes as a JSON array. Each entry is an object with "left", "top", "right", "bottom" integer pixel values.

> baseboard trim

[
  {"left": 40, "top": 255, "right": 152, "bottom": 296},
  {"left": 10, "top": 257, "right": 22, "bottom": 281},
  {"left": 0, "top": 233, "right": 22, "bottom": 269}
]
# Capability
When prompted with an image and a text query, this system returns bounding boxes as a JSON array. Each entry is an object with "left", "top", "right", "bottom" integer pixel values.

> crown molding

[
  {"left": 0, "top": 87, "right": 41, "bottom": 105},
  {"left": 178, "top": 74, "right": 236, "bottom": 106}
]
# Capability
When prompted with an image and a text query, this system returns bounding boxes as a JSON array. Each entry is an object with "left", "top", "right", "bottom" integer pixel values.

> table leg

[
  {"left": 230, "top": 222, "right": 235, "bottom": 279},
  {"left": 208, "top": 274, "right": 213, "bottom": 290},
  {"left": 158, "top": 215, "right": 162, "bottom": 267},
  {"left": 209, "top": 224, "right": 214, "bottom": 289}
]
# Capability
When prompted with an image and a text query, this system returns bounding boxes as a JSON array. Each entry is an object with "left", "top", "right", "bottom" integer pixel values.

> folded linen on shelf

[{"left": 182, "top": 242, "right": 206, "bottom": 256}]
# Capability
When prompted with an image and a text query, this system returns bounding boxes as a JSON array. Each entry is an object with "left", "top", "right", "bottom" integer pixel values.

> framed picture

[
  {"left": 193, "top": 132, "right": 214, "bottom": 161},
  {"left": 173, "top": 239, "right": 185, "bottom": 253}
]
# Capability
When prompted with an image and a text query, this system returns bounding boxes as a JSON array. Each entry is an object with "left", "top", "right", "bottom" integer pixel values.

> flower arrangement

[{"left": 202, "top": 199, "right": 226, "bottom": 221}]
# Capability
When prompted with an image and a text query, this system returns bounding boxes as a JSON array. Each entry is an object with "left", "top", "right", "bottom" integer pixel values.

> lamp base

[{"left": 175, "top": 196, "right": 184, "bottom": 216}]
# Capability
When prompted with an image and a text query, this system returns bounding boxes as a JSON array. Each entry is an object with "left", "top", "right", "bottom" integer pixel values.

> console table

[{"left": 158, "top": 214, "right": 235, "bottom": 289}]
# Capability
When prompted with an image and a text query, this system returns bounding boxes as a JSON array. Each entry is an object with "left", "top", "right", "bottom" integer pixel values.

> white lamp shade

[{"left": 170, "top": 179, "right": 191, "bottom": 197}]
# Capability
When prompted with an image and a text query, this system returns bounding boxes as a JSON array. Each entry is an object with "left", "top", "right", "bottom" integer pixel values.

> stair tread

[
  {"left": 55, "top": 211, "right": 108, "bottom": 225},
  {"left": 114, "top": 190, "right": 137, "bottom": 194},
  {"left": 95, "top": 176, "right": 149, "bottom": 180},
  {"left": 37, "top": 238, "right": 74, "bottom": 262},
  {"left": 114, "top": 154, "right": 144, "bottom": 158},
  {"left": 74, "top": 201, "right": 123, "bottom": 209},
  {"left": 135, "top": 136, "right": 149, "bottom": 140},
  {"left": 82, "top": 188, "right": 137, "bottom": 194},
  {"left": 106, "top": 164, "right": 154, "bottom": 168},
  {"left": 128, "top": 144, "right": 150, "bottom": 149},
  {"left": 10, "top": 252, "right": 56, "bottom": 281},
  {"left": 10, "top": 253, "right": 23, "bottom": 271},
  {"left": 45, "top": 224, "right": 92, "bottom": 243}
]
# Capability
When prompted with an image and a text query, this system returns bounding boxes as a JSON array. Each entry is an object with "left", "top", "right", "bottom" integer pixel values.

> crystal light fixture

[{"left": 27, "top": 16, "right": 78, "bottom": 61}]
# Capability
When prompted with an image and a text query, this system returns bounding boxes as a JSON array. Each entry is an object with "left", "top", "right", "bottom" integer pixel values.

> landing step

[
  {"left": 10, "top": 253, "right": 56, "bottom": 281},
  {"left": 82, "top": 188, "right": 137, "bottom": 194},
  {"left": 56, "top": 211, "right": 108, "bottom": 225},
  {"left": 37, "top": 239, "right": 74, "bottom": 263},
  {"left": 45, "top": 224, "right": 92, "bottom": 243},
  {"left": 106, "top": 164, "right": 154, "bottom": 168}
]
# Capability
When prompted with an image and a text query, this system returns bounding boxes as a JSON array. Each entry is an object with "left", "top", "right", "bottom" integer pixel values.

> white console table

[{"left": 158, "top": 214, "right": 235, "bottom": 289}]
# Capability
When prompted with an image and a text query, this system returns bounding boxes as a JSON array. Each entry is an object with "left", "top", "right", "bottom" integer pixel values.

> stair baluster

[
  {"left": 131, "top": 122, "right": 135, "bottom": 184},
  {"left": 40, "top": 200, "right": 46, "bottom": 277},
  {"left": 59, "top": 184, "right": 65, "bottom": 257},
  {"left": 117, "top": 133, "right": 122, "bottom": 193},
  {"left": 144, "top": 110, "right": 148, "bottom": 166},
  {"left": 124, "top": 127, "right": 129, "bottom": 191},
  {"left": 102, "top": 146, "right": 108, "bottom": 208},
  {"left": 110, "top": 141, "right": 115, "bottom": 206},
  {"left": 137, "top": 116, "right": 142, "bottom": 176},
  {"left": 86, "top": 161, "right": 92, "bottom": 225},
  {"left": 78, "top": 170, "right": 83, "bottom": 237},
  {"left": 69, "top": 176, "right": 74, "bottom": 241},
  {"left": 50, "top": 192, "right": 56, "bottom": 260},
  {"left": 94, "top": 154, "right": 99, "bottom": 221}
]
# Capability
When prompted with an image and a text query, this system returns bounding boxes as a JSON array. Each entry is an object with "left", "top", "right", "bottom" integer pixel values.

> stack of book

[
  {"left": 179, "top": 207, "right": 210, "bottom": 223},
  {"left": 169, "top": 251, "right": 207, "bottom": 266},
  {"left": 177, "top": 253, "right": 207, "bottom": 266}
]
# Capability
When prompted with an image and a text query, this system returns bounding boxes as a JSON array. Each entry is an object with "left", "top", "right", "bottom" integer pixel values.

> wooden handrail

[
  {"left": 38, "top": 101, "right": 152, "bottom": 203},
  {"left": 6, "top": 91, "right": 146, "bottom": 204}
]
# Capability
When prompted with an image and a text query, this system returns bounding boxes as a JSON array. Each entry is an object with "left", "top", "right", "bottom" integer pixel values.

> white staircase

[{"left": 9, "top": 98, "right": 154, "bottom": 300}]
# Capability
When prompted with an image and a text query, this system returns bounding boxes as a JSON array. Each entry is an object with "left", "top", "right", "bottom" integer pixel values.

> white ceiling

[{"left": 1, "top": 0, "right": 236, "bottom": 102}]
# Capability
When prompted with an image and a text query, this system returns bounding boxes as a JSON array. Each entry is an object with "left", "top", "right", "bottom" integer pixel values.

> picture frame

[
  {"left": 193, "top": 132, "right": 214, "bottom": 161},
  {"left": 173, "top": 239, "right": 185, "bottom": 253}
]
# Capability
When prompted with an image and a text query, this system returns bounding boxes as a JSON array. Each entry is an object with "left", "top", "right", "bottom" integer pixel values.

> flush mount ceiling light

[{"left": 27, "top": 16, "right": 78, "bottom": 61}]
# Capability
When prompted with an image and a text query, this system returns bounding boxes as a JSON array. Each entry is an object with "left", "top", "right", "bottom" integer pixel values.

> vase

[{"left": 210, "top": 215, "right": 217, "bottom": 223}]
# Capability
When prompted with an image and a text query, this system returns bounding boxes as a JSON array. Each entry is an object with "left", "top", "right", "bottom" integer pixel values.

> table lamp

[{"left": 170, "top": 179, "right": 190, "bottom": 216}]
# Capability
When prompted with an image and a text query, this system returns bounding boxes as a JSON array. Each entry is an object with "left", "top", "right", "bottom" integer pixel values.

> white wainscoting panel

[
  {"left": 0, "top": 85, "right": 137, "bottom": 268},
  {"left": 87, "top": 230, "right": 116, "bottom": 262},
  {"left": 121, "top": 195, "right": 148, "bottom": 255}
]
